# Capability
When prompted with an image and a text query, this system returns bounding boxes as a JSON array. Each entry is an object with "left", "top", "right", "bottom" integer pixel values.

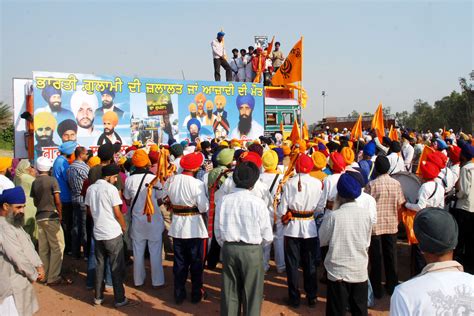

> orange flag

[
  {"left": 271, "top": 38, "right": 303, "bottom": 86},
  {"left": 371, "top": 103, "right": 385, "bottom": 142},
  {"left": 389, "top": 125, "right": 399, "bottom": 141},
  {"left": 266, "top": 36, "right": 275, "bottom": 57},
  {"left": 289, "top": 120, "right": 301, "bottom": 144},
  {"left": 280, "top": 120, "right": 284, "bottom": 133},
  {"left": 302, "top": 121, "right": 309, "bottom": 140},
  {"left": 351, "top": 114, "right": 363, "bottom": 141},
  {"left": 416, "top": 146, "right": 435, "bottom": 175}
]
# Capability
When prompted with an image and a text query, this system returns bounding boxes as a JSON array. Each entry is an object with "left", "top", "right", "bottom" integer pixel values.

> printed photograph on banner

[{"left": 32, "top": 72, "right": 265, "bottom": 160}]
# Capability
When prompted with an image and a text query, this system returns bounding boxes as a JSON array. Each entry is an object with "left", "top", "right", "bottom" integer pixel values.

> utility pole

[{"left": 321, "top": 91, "right": 326, "bottom": 119}]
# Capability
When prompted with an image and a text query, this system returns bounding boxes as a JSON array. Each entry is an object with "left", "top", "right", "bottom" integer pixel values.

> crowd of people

[
  {"left": 0, "top": 125, "right": 474, "bottom": 315},
  {"left": 211, "top": 31, "right": 283, "bottom": 85}
]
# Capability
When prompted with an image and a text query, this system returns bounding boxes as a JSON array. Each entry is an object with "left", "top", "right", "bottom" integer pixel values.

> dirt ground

[{"left": 34, "top": 242, "right": 411, "bottom": 316}]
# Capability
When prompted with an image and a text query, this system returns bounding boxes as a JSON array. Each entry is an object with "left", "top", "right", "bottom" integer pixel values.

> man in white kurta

[
  {"left": 0, "top": 187, "right": 44, "bottom": 316},
  {"left": 163, "top": 152, "right": 209, "bottom": 304},
  {"left": 124, "top": 150, "right": 165, "bottom": 288},
  {"left": 278, "top": 154, "right": 323, "bottom": 308}
]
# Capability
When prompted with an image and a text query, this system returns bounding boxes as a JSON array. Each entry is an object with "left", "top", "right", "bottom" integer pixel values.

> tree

[
  {"left": 459, "top": 77, "right": 474, "bottom": 133},
  {"left": 0, "top": 102, "right": 12, "bottom": 126},
  {"left": 347, "top": 110, "right": 359, "bottom": 118}
]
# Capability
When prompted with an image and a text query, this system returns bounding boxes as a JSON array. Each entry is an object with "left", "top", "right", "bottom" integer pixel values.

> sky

[{"left": 0, "top": 0, "right": 472, "bottom": 123}]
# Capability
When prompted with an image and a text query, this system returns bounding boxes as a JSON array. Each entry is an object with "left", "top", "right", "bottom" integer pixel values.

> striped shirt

[{"left": 67, "top": 160, "right": 89, "bottom": 203}]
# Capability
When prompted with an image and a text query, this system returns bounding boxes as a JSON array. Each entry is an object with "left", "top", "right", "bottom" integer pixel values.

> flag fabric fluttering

[
  {"left": 266, "top": 36, "right": 275, "bottom": 57},
  {"left": 371, "top": 103, "right": 385, "bottom": 142},
  {"left": 389, "top": 125, "right": 399, "bottom": 141},
  {"left": 289, "top": 120, "right": 301, "bottom": 144},
  {"left": 280, "top": 120, "right": 284, "bottom": 133},
  {"left": 416, "top": 146, "right": 435, "bottom": 175},
  {"left": 271, "top": 38, "right": 303, "bottom": 86},
  {"left": 351, "top": 114, "right": 363, "bottom": 141},
  {"left": 303, "top": 121, "right": 309, "bottom": 140}
]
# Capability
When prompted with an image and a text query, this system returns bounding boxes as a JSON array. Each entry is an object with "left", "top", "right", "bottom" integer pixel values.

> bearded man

[
  {"left": 183, "top": 103, "right": 198, "bottom": 127},
  {"left": 36, "top": 84, "right": 74, "bottom": 121},
  {"left": 195, "top": 93, "right": 207, "bottom": 121},
  {"left": 95, "top": 88, "right": 124, "bottom": 120},
  {"left": 230, "top": 94, "right": 264, "bottom": 140},
  {"left": 0, "top": 187, "right": 45, "bottom": 316},
  {"left": 57, "top": 119, "right": 78, "bottom": 143},
  {"left": 97, "top": 111, "right": 122, "bottom": 145},
  {"left": 34, "top": 111, "right": 58, "bottom": 157},
  {"left": 203, "top": 100, "right": 216, "bottom": 126},
  {"left": 187, "top": 118, "right": 201, "bottom": 143},
  {"left": 70, "top": 90, "right": 101, "bottom": 143}
]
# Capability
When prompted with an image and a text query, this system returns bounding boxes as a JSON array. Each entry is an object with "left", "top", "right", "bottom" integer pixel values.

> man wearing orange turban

[
  {"left": 195, "top": 93, "right": 207, "bottom": 120},
  {"left": 97, "top": 111, "right": 122, "bottom": 146}
]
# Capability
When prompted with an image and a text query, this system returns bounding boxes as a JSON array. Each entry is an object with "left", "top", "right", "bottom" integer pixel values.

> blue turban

[
  {"left": 337, "top": 173, "right": 362, "bottom": 200},
  {"left": 436, "top": 139, "right": 448, "bottom": 150},
  {"left": 187, "top": 118, "right": 201, "bottom": 132},
  {"left": 363, "top": 141, "right": 376, "bottom": 157},
  {"left": 460, "top": 142, "right": 474, "bottom": 160},
  {"left": 272, "top": 148, "right": 284, "bottom": 164},
  {"left": 101, "top": 87, "right": 115, "bottom": 99},
  {"left": 41, "top": 84, "right": 62, "bottom": 102},
  {"left": 0, "top": 187, "right": 26, "bottom": 204},
  {"left": 58, "top": 141, "right": 77, "bottom": 155},
  {"left": 318, "top": 143, "right": 327, "bottom": 152},
  {"left": 217, "top": 31, "right": 225, "bottom": 37},
  {"left": 236, "top": 94, "right": 255, "bottom": 111}
]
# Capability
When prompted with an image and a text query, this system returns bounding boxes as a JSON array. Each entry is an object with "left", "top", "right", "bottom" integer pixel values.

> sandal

[{"left": 48, "top": 276, "right": 73, "bottom": 286}]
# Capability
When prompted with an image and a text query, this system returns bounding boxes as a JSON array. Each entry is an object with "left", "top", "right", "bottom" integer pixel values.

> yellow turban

[
  {"left": 214, "top": 95, "right": 226, "bottom": 107},
  {"left": 188, "top": 103, "right": 197, "bottom": 112},
  {"left": 205, "top": 100, "right": 214, "bottom": 110},
  {"left": 341, "top": 147, "right": 355, "bottom": 165},
  {"left": 0, "top": 157, "right": 13, "bottom": 172},
  {"left": 34, "top": 111, "right": 57, "bottom": 131},
  {"left": 230, "top": 139, "right": 241, "bottom": 148},
  {"left": 220, "top": 140, "right": 229, "bottom": 148},
  {"left": 295, "top": 139, "right": 307, "bottom": 153},
  {"left": 149, "top": 144, "right": 159, "bottom": 152},
  {"left": 117, "top": 156, "right": 127, "bottom": 166},
  {"left": 102, "top": 111, "right": 119, "bottom": 127},
  {"left": 311, "top": 151, "right": 327, "bottom": 170},
  {"left": 87, "top": 156, "right": 101, "bottom": 168},
  {"left": 195, "top": 93, "right": 206, "bottom": 104},
  {"left": 262, "top": 150, "right": 278, "bottom": 171}
]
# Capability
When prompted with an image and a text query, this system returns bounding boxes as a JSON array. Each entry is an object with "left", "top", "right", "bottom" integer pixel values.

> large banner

[{"left": 33, "top": 71, "right": 264, "bottom": 158}]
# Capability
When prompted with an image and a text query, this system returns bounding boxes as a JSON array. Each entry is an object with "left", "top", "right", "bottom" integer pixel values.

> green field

[{"left": 0, "top": 139, "right": 13, "bottom": 150}]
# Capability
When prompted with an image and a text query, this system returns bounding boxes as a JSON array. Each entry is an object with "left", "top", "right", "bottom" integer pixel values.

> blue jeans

[{"left": 87, "top": 238, "right": 112, "bottom": 288}]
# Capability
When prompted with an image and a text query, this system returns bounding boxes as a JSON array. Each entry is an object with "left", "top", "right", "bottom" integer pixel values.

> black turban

[
  {"left": 390, "top": 141, "right": 401, "bottom": 153},
  {"left": 414, "top": 207, "right": 458, "bottom": 254},
  {"left": 102, "top": 164, "right": 120, "bottom": 177},
  {"left": 98, "top": 143, "right": 115, "bottom": 161},
  {"left": 57, "top": 119, "right": 77, "bottom": 137},
  {"left": 233, "top": 161, "right": 260, "bottom": 189},
  {"left": 375, "top": 155, "right": 390, "bottom": 174}
]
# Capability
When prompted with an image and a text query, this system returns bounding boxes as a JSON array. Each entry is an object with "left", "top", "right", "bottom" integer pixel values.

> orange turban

[
  {"left": 149, "top": 144, "right": 159, "bottom": 152},
  {"left": 282, "top": 145, "right": 291, "bottom": 156},
  {"left": 311, "top": 151, "right": 327, "bottom": 170},
  {"left": 102, "top": 111, "right": 119, "bottom": 127},
  {"left": 87, "top": 156, "right": 101, "bottom": 168},
  {"left": 132, "top": 149, "right": 150, "bottom": 168},
  {"left": 0, "top": 157, "right": 13, "bottom": 172},
  {"left": 341, "top": 147, "right": 355, "bottom": 165},
  {"left": 214, "top": 95, "right": 226, "bottom": 107},
  {"left": 195, "top": 93, "right": 206, "bottom": 104}
]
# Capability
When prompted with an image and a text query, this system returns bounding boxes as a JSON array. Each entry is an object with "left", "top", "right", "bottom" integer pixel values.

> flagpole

[{"left": 299, "top": 36, "right": 303, "bottom": 138}]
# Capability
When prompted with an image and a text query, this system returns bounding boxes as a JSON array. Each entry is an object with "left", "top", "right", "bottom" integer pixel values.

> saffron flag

[
  {"left": 351, "top": 114, "right": 363, "bottom": 141},
  {"left": 303, "top": 121, "right": 309, "bottom": 140},
  {"left": 371, "top": 103, "right": 385, "bottom": 142},
  {"left": 389, "top": 125, "right": 399, "bottom": 141},
  {"left": 285, "top": 83, "right": 308, "bottom": 108},
  {"left": 280, "top": 120, "right": 284, "bottom": 133},
  {"left": 271, "top": 38, "right": 303, "bottom": 86},
  {"left": 266, "top": 36, "right": 275, "bottom": 57},
  {"left": 289, "top": 119, "right": 301, "bottom": 144},
  {"left": 416, "top": 146, "right": 435, "bottom": 175}
]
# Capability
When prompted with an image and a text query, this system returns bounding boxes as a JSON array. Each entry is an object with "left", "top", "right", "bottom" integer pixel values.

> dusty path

[{"left": 34, "top": 243, "right": 412, "bottom": 315}]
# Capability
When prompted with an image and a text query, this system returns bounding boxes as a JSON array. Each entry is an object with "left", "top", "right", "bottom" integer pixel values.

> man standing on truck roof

[{"left": 211, "top": 31, "right": 232, "bottom": 82}]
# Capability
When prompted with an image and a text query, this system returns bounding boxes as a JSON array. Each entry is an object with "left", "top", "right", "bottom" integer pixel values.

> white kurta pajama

[{"left": 124, "top": 172, "right": 165, "bottom": 287}]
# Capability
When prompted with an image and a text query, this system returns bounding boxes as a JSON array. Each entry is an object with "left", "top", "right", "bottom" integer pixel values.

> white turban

[
  {"left": 70, "top": 90, "right": 99, "bottom": 118},
  {"left": 36, "top": 157, "right": 54, "bottom": 172}
]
